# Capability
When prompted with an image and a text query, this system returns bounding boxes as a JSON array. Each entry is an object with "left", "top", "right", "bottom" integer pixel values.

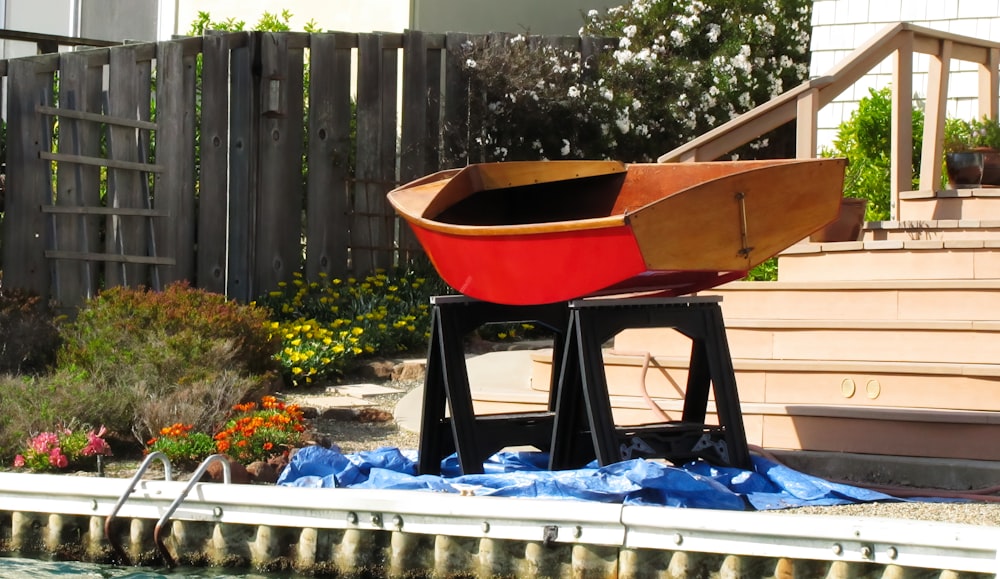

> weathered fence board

[
  {"left": 254, "top": 32, "right": 306, "bottom": 297},
  {"left": 353, "top": 33, "right": 392, "bottom": 275},
  {"left": 0, "top": 30, "right": 602, "bottom": 307},
  {"left": 225, "top": 33, "right": 257, "bottom": 301},
  {"left": 196, "top": 33, "right": 232, "bottom": 294},
  {"left": 4, "top": 58, "right": 54, "bottom": 298},
  {"left": 53, "top": 51, "right": 103, "bottom": 306},
  {"left": 305, "top": 32, "right": 353, "bottom": 282},
  {"left": 161, "top": 40, "right": 198, "bottom": 287}
]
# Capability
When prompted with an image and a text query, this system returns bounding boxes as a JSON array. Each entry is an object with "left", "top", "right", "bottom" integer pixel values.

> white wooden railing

[{"left": 659, "top": 22, "right": 1000, "bottom": 220}]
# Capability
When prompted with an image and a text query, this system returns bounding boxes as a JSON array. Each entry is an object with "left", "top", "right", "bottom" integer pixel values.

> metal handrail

[
  {"left": 153, "top": 454, "right": 232, "bottom": 566},
  {"left": 103, "top": 451, "right": 173, "bottom": 564}
]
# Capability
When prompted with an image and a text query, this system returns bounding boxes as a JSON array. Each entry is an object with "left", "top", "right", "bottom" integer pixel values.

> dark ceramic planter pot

[
  {"left": 809, "top": 197, "right": 868, "bottom": 242},
  {"left": 946, "top": 149, "right": 1000, "bottom": 188}
]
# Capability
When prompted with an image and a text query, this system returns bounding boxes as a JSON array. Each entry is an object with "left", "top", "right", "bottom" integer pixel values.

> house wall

[
  {"left": 2, "top": 0, "right": 73, "bottom": 58},
  {"left": 171, "top": 0, "right": 410, "bottom": 36},
  {"left": 410, "top": 0, "right": 610, "bottom": 35},
  {"left": 810, "top": 0, "right": 1000, "bottom": 150}
]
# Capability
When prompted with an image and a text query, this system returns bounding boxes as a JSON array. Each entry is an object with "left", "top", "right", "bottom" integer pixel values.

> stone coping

[
  {"left": 900, "top": 188, "right": 1000, "bottom": 199},
  {"left": 709, "top": 279, "right": 1000, "bottom": 290},
  {"left": 865, "top": 218, "right": 1000, "bottom": 229},
  {"left": 781, "top": 238, "right": 1000, "bottom": 254}
]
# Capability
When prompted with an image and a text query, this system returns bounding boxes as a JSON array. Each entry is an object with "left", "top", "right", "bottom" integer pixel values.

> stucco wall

[
  {"left": 171, "top": 0, "right": 410, "bottom": 36},
  {"left": 410, "top": 0, "right": 610, "bottom": 35},
  {"left": 810, "top": 0, "right": 1000, "bottom": 149}
]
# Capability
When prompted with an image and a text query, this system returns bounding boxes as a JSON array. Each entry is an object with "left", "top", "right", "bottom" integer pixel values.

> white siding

[{"left": 811, "top": 0, "right": 1000, "bottom": 150}]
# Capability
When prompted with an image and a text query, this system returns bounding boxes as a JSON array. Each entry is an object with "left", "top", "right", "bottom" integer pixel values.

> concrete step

[
  {"left": 527, "top": 349, "right": 1000, "bottom": 412},
  {"left": 700, "top": 279, "right": 1000, "bottom": 322},
  {"left": 776, "top": 239, "right": 1000, "bottom": 282},
  {"left": 898, "top": 188, "right": 1000, "bottom": 221},
  {"left": 478, "top": 350, "right": 1000, "bottom": 461},
  {"left": 613, "top": 318, "right": 1000, "bottom": 366}
]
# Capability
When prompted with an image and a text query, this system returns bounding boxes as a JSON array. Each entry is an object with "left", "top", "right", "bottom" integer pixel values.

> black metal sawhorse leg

[
  {"left": 417, "top": 295, "right": 570, "bottom": 475},
  {"left": 549, "top": 295, "right": 751, "bottom": 471}
]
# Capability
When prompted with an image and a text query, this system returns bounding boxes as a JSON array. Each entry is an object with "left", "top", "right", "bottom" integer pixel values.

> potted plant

[{"left": 943, "top": 115, "right": 1000, "bottom": 188}]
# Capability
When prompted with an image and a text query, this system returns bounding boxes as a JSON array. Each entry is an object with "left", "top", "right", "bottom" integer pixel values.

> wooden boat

[{"left": 388, "top": 159, "right": 847, "bottom": 305}]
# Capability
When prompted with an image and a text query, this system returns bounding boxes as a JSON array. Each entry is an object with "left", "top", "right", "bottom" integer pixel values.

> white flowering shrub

[
  {"left": 454, "top": 34, "right": 611, "bottom": 161},
  {"left": 454, "top": 0, "right": 812, "bottom": 162}
]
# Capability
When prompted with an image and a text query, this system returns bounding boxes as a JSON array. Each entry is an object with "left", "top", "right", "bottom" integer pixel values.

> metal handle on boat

[
  {"left": 154, "top": 454, "right": 232, "bottom": 567},
  {"left": 104, "top": 451, "right": 173, "bottom": 564},
  {"left": 735, "top": 192, "right": 754, "bottom": 259}
]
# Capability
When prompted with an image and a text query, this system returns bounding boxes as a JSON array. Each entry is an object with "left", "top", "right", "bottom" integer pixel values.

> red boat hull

[{"left": 388, "top": 159, "right": 846, "bottom": 305}]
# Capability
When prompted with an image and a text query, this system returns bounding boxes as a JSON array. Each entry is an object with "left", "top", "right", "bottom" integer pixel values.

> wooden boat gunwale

[
  {"left": 387, "top": 157, "right": 847, "bottom": 305},
  {"left": 389, "top": 158, "right": 844, "bottom": 239}
]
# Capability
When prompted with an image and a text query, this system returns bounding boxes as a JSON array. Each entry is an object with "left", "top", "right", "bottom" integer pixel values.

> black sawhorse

[
  {"left": 417, "top": 294, "right": 751, "bottom": 475},
  {"left": 549, "top": 295, "right": 751, "bottom": 471},
  {"left": 417, "top": 295, "right": 578, "bottom": 475}
]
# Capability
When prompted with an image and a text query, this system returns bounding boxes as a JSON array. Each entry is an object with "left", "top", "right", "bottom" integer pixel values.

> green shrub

[
  {"left": 52, "top": 282, "right": 280, "bottom": 445},
  {"left": 145, "top": 423, "right": 217, "bottom": 467},
  {"left": 59, "top": 281, "right": 278, "bottom": 377},
  {"left": 822, "top": 87, "right": 926, "bottom": 221},
  {"left": 0, "top": 288, "right": 61, "bottom": 374},
  {"left": 0, "top": 369, "right": 132, "bottom": 462}
]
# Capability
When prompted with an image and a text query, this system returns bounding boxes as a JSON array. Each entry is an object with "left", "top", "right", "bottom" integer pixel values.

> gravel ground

[{"left": 289, "top": 377, "right": 422, "bottom": 455}]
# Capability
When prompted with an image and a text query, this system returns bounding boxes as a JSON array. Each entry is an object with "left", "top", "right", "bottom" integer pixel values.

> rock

[
  {"left": 199, "top": 455, "right": 253, "bottom": 484},
  {"left": 392, "top": 360, "right": 426, "bottom": 382},
  {"left": 246, "top": 461, "right": 279, "bottom": 484},
  {"left": 356, "top": 407, "right": 393, "bottom": 423}
]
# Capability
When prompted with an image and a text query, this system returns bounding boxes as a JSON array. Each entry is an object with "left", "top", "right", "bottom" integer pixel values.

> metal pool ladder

[
  {"left": 103, "top": 451, "right": 173, "bottom": 564},
  {"left": 153, "top": 454, "right": 232, "bottom": 567}
]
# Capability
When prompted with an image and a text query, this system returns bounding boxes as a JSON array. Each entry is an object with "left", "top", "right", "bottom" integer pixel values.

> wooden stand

[{"left": 416, "top": 295, "right": 751, "bottom": 475}]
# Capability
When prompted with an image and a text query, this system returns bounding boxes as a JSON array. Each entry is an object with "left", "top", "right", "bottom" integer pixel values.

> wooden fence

[{"left": 0, "top": 30, "right": 608, "bottom": 307}]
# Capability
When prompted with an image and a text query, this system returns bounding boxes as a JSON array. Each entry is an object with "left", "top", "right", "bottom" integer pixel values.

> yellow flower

[
  {"left": 351, "top": 327, "right": 364, "bottom": 336},
  {"left": 292, "top": 367, "right": 303, "bottom": 375},
  {"left": 291, "top": 339, "right": 302, "bottom": 346}
]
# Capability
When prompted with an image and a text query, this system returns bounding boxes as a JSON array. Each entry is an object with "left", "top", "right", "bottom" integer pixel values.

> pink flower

[
  {"left": 83, "top": 426, "right": 112, "bottom": 457},
  {"left": 48, "top": 448, "right": 68, "bottom": 469},
  {"left": 30, "top": 432, "right": 58, "bottom": 454},
  {"left": 13, "top": 455, "right": 25, "bottom": 468}
]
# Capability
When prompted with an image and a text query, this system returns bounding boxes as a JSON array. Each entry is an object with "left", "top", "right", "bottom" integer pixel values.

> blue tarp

[{"left": 276, "top": 446, "right": 902, "bottom": 510}]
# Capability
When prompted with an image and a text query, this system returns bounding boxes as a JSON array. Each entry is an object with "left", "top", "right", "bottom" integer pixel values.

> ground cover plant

[
  {"left": 257, "top": 262, "right": 449, "bottom": 386},
  {"left": 0, "top": 265, "right": 448, "bottom": 467},
  {"left": 144, "top": 396, "right": 306, "bottom": 467},
  {"left": 0, "top": 282, "right": 281, "bottom": 465}
]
